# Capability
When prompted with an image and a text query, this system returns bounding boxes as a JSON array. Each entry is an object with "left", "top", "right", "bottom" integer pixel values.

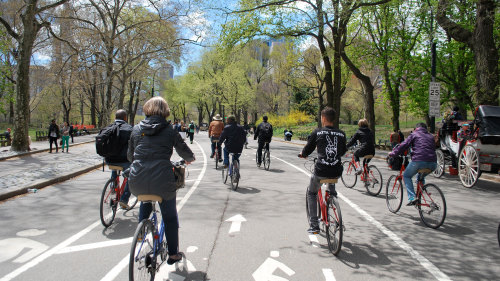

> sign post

[{"left": 429, "top": 82, "right": 441, "bottom": 118}]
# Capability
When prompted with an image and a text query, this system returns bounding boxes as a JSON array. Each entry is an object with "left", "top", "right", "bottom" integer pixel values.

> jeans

[
  {"left": 49, "top": 136, "right": 58, "bottom": 152},
  {"left": 210, "top": 137, "right": 222, "bottom": 158},
  {"left": 138, "top": 198, "right": 179, "bottom": 255},
  {"left": 223, "top": 147, "right": 240, "bottom": 173},
  {"left": 61, "top": 135, "right": 70, "bottom": 151},
  {"left": 403, "top": 161, "right": 437, "bottom": 200},
  {"left": 307, "top": 174, "right": 337, "bottom": 228},
  {"left": 257, "top": 141, "right": 269, "bottom": 164},
  {"left": 107, "top": 162, "right": 131, "bottom": 203}
]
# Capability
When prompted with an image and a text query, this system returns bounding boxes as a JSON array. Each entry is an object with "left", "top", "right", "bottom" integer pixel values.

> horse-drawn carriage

[{"left": 434, "top": 105, "right": 500, "bottom": 187}]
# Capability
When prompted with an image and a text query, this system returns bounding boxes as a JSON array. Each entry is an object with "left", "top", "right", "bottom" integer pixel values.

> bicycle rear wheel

[
  {"left": 385, "top": 175, "right": 403, "bottom": 213},
  {"left": 264, "top": 150, "right": 270, "bottom": 171},
  {"left": 100, "top": 179, "right": 117, "bottom": 227},
  {"left": 231, "top": 161, "right": 240, "bottom": 190},
  {"left": 326, "top": 196, "right": 343, "bottom": 256},
  {"left": 129, "top": 219, "right": 155, "bottom": 281},
  {"left": 222, "top": 164, "right": 229, "bottom": 184},
  {"left": 215, "top": 152, "right": 219, "bottom": 169},
  {"left": 417, "top": 184, "right": 446, "bottom": 229},
  {"left": 341, "top": 161, "right": 357, "bottom": 188},
  {"left": 127, "top": 194, "right": 138, "bottom": 210},
  {"left": 365, "top": 165, "right": 383, "bottom": 196},
  {"left": 255, "top": 150, "right": 259, "bottom": 167}
]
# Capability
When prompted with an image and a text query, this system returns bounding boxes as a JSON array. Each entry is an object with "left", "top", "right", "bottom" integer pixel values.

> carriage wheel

[
  {"left": 433, "top": 149, "right": 445, "bottom": 178},
  {"left": 458, "top": 144, "right": 480, "bottom": 188}
]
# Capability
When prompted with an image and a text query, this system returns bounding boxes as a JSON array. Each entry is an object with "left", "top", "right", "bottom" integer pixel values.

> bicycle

[
  {"left": 256, "top": 142, "right": 270, "bottom": 170},
  {"left": 212, "top": 138, "right": 221, "bottom": 169},
  {"left": 385, "top": 155, "right": 447, "bottom": 229},
  {"left": 129, "top": 160, "right": 186, "bottom": 281},
  {"left": 222, "top": 152, "right": 240, "bottom": 190},
  {"left": 303, "top": 157, "right": 343, "bottom": 256},
  {"left": 341, "top": 149, "right": 383, "bottom": 196},
  {"left": 100, "top": 165, "right": 138, "bottom": 227}
]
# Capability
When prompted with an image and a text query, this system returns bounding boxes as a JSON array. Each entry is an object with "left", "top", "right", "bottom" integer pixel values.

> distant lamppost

[{"left": 151, "top": 68, "right": 161, "bottom": 97}]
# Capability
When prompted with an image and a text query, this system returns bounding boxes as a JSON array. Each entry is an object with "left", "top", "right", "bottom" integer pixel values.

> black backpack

[
  {"left": 95, "top": 123, "right": 122, "bottom": 157},
  {"left": 260, "top": 123, "right": 272, "bottom": 138}
]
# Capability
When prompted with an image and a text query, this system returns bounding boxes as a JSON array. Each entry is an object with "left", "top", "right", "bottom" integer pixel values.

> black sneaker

[
  {"left": 210, "top": 155, "right": 214, "bottom": 158},
  {"left": 406, "top": 198, "right": 418, "bottom": 206},
  {"left": 307, "top": 226, "right": 320, "bottom": 234}
]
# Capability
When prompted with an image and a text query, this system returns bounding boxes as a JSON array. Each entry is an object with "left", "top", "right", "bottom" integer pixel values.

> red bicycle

[
  {"left": 304, "top": 158, "right": 343, "bottom": 256},
  {"left": 341, "top": 149, "right": 383, "bottom": 196},
  {"left": 100, "top": 165, "right": 138, "bottom": 227},
  {"left": 385, "top": 155, "right": 447, "bottom": 229}
]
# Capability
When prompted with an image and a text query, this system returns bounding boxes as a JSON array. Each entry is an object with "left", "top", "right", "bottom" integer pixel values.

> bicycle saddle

[
  {"left": 137, "top": 195, "right": 163, "bottom": 203},
  {"left": 320, "top": 178, "right": 338, "bottom": 184},
  {"left": 418, "top": 168, "right": 432, "bottom": 175}
]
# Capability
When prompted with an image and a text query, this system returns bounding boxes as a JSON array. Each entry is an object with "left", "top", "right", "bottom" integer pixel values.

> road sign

[{"left": 429, "top": 82, "right": 441, "bottom": 117}]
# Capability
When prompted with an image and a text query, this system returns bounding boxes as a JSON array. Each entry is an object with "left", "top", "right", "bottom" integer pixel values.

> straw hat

[{"left": 213, "top": 114, "right": 222, "bottom": 121}]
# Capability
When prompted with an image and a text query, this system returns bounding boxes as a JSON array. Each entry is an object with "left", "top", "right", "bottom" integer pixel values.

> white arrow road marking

[
  {"left": 100, "top": 140, "right": 207, "bottom": 281},
  {"left": 252, "top": 257, "right": 295, "bottom": 281},
  {"left": 156, "top": 256, "right": 197, "bottom": 281},
  {"left": 308, "top": 235, "right": 319, "bottom": 248},
  {"left": 226, "top": 214, "right": 247, "bottom": 233},
  {"left": 322, "top": 269, "right": 336, "bottom": 281},
  {"left": 273, "top": 155, "right": 452, "bottom": 281},
  {"left": 0, "top": 238, "right": 49, "bottom": 264},
  {"left": 56, "top": 238, "right": 132, "bottom": 254},
  {"left": 270, "top": 251, "right": 279, "bottom": 258}
]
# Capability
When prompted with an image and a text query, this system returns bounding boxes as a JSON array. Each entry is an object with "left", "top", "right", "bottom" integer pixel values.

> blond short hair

[
  {"left": 143, "top": 96, "right": 170, "bottom": 118},
  {"left": 358, "top": 118, "right": 368, "bottom": 127}
]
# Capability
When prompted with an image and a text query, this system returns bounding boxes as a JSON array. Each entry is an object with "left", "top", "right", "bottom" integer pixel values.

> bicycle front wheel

[
  {"left": 100, "top": 179, "right": 117, "bottom": 227},
  {"left": 341, "top": 161, "right": 357, "bottom": 188},
  {"left": 326, "top": 197, "right": 343, "bottom": 256},
  {"left": 418, "top": 184, "right": 446, "bottom": 229},
  {"left": 129, "top": 219, "right": 155, "bottom": 281},
  {"left": 231, "top": 161, "right": 240, "bottom": 190},
  {"left": 385, "top": 175, "right": 403, "bottom": 213},
  {"left": 365, "top": 165, "right": 383, "bottom": 196},
  {"left": 264, "top": 150, "right": 270, "bottom": 171}
]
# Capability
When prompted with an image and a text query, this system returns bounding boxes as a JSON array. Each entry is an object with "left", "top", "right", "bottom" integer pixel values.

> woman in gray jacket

[{"left": 127, "top": 96, "right": 195, "bottom": 265}]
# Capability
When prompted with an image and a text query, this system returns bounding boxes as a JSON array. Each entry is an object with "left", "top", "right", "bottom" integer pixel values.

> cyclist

[
  {"left": 219, "top": 115, "right": 246, "bottom": 174},
  {"left": 128, "top": 96, "right": 195, "bottom": 265},
  {"left": 389, "top": 123, "right": 437, "bottom": 206},
  {"left": 254, "top": 115, "right": 273, "bottom": 167},
  {"left": 208, "top": 114, "right": 224, "bottom": 161},
  {"left": 105, "top": 109, "right": 133, "bottom": 209},
  {"left": 299, "top": 107, "right": 347, "bottom": 234},
  {"left": 346, "top": 118, "right": 375, "bottom": 175}
]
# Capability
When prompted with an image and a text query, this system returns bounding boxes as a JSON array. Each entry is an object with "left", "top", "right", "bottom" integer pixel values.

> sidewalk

[{"left": 0, "top": 134, "right": 103, "bottom": 201}]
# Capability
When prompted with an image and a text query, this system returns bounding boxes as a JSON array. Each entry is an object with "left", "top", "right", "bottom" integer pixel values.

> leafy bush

[{"left": 258, "top": 110, "right": 313, "bottom": 128}]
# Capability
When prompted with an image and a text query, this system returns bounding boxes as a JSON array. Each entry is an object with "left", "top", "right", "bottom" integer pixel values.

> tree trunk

[{"left": 341, "top": 51, "right": 376, "bottom": 141}]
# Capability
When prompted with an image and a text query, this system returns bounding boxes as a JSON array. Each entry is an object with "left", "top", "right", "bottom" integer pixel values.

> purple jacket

[{"left": 390, "top": 127, "right": 436, "bottom": 162}]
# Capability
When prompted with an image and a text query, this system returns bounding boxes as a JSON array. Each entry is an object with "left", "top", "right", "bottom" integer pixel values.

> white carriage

[{"left": 434, "top": 105, "right": 500, "bottom": 187}]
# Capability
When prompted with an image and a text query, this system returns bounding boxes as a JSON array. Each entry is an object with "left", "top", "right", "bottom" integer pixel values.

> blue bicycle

[
  {"left": 129, "top": 161, "right": 185, "bottom": 281},
  {"left": 222, "top": 152, "right": 240, "bottom": 190}
]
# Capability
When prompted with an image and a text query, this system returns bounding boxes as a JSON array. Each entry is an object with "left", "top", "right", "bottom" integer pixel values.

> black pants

[
  {"left": 70, "top": 133, "right": 74, "bottom": 143},
  {"left": 49, "top": 137, "right": 58, "bottom": 152},
  {"left": 188, "top": 132, "right": 194, "bottom": 142},
  {"left": 257, "top": 141, "right": 269, "bottom": 164}
]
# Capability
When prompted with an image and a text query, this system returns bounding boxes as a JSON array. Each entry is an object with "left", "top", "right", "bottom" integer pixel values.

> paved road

[{"left": 0, "top": 132, "right": 499, "bottom": 281}]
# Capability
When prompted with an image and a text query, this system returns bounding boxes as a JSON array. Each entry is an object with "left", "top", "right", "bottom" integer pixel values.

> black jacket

[
  {"left": 48, "top": 123, "right": 60, "bottom": 139},
  {"left": 105, "top": 119, "right": 133, "bottom": 163},
  {"left": 127, "top": 116, "right": 195, "bottom": 201},
  {"left": 219, "top": 123, "right": 246, "bottom": 154},
  {"left": 301, "top": 126, "right": 347, "bottom": 178},
  {"left": 347, "top": 126, "right": 375, "bottom": 156},
  {"left": 254, "top": 121, "right": 273, "bottom": 142}
]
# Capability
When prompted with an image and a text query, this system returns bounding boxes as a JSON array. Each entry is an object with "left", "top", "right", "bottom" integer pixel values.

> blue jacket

[{"left": 390, "top": 127, "right": 436, "bottom": 162}]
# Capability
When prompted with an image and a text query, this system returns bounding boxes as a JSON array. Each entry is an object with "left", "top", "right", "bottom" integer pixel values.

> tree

[
  {"left": 0, "top": 0, "right": 70, "bottom": 151},
  {"left": 436, "top": 0, "right": 499, "bottom": 105}
]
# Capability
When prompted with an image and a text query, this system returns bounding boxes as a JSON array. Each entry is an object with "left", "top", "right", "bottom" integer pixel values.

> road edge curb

[{"left": 0, "top": 162, "right": 102, "bottom": 201}]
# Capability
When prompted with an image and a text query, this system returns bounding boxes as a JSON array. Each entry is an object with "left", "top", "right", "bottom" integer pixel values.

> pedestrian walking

[
  {"left": 48, "top": 119, "right": 60, "bottom": 153},
  {"left": 61, "top": 122, "right": 70, "bottom": 153},
  {"left": 188, "top": 121, "right": 195, "bottom": 144},
  {"left": 69, "top": 123, "right": 74, "bottom": 143}
]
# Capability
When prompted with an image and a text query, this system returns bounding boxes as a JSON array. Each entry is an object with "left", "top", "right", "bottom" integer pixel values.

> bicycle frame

[
  {"left": 317, "top": 184, "right": 334, "bottom": 227},
  {"left": 134, "top": 204, "right": 165, "bottom": 268},
  {"left": 389, "top": 157, "right": 434, "bottom": 208}
]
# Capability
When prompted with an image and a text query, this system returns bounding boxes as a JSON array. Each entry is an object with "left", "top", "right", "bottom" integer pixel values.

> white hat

[{"left": 213, "top": 114, "right": 222, "bottom": 121}]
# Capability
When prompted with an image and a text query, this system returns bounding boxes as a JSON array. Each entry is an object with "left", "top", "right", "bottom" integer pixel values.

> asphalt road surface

[{"left": 1, "top": 132, "right": 499, "bottom": 281}]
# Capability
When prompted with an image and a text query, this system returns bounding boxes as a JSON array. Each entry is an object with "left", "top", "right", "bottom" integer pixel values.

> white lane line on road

[
  {"left": 308, "top": 235, "right": 319, "bottom": 248},
  {"left": 272, "top": 155, "right": 452, "bottom": 281},
  {"left": 56, "top": 238, "right": 133, "bottom": 254},
  {"left": 0, "top": 221, "right": 101, "bottom": 281},
  {"left": 100, "top": 140, "right": 208, "bottom": 281},
  {"left": 322, "top": 268, "right": 336, "bottom": 281}
]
